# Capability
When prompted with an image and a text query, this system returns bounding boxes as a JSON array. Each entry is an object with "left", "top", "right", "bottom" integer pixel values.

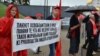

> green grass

[
  {"left": 0, "top": 3, "right": 24, "bottom": 18},
  {"left": 0, "top": 3, "right": 6, "bottom": 17}
]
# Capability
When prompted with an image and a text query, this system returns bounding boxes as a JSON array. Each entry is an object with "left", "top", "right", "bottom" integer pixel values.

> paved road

[{"left": 28, "top": 30, "right": 100, "bottom": 56}]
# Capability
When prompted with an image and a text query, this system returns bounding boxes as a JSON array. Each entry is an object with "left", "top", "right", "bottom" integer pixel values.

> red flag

[{"left": 55, "top": 0, "right": 62, "bottom": 56}]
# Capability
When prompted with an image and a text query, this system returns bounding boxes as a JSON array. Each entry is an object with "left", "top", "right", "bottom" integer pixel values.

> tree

[
  {"left": 18, "top": 0, "right": 21, "bottom": 4},
  {"left": 24, "top": 0, "right": 29, "bottom": 5},
  {"left": 12, "top": 0, "right": 15, "bottom": 3}
]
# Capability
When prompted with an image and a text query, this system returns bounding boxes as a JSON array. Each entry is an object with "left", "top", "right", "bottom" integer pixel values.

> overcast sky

[{"left": 30, "top": 0, "right": 87, "bottom": 6}]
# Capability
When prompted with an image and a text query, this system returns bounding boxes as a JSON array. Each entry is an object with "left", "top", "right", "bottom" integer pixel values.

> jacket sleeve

[
  {"left": 0, "top": 18, "right": 12, "bottom": 36},
  {"left": 83, "top": 15, "right": 90, "bottom": 23},
  {"left": 46, "top": 16, "right": 52, "bottom": 20},
  {"left": 70, "top": 18, "right": 74, "bottom": 28},
  {"left": 0, "top": 19, "right": 6, "bottom": 35},
  {"left": 86, "top": 21, "right": 93, "bottom": 38},
  {"left": 69, "top": 16, "right": 78, "bottom": 29}
]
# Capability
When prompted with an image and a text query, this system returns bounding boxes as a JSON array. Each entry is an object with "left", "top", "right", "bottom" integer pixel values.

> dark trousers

[
  {"left": 86, "top": 38, "right": 95, "bottom": 56},
  {"left": 49, "top": 43, "right": 55, "bottom": 56},
  {"left": 69, "top": 37, "right": 80, "bottom": 54},
  {"left": 94, "top": 32, "right": 99, "bottom": 51},
  {"left": 94, "top": 37, "right": 99, "bottom": 51}
]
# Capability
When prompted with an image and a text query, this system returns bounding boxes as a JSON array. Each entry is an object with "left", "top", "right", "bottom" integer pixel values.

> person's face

[
  {"left": 90, "top": 15, "right": 95, "bottom": 21},
  {"left": 53, "top": 9, "right": 59, "bottom": 17},
  {"left": 10, "top": 7, "right": 17, "bottom": 17}
]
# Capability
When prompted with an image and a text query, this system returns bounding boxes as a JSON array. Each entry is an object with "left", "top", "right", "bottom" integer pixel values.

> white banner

[{"left": 12, "top": 19, "right": 61, "bottom": 52}]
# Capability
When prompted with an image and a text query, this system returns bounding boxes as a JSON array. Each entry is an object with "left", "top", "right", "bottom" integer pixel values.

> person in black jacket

[
  {"left": 69, "top": 12, "right": 82, "bottom": 56},
  {"left": 82, "top": 15, "right": 90, "bottom": 49},
  {"left": 86, "top": 14, "right": 98, "bottom": 56},
  {"left": 93, "top": 12, "right": 100, "bottom": 51},
  {"left": 82, "top": 12, "right": 100, "bottom": 50}
]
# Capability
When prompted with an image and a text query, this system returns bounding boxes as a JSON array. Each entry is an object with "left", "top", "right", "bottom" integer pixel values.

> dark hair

[
  {"left": 31, "top": 16, "right": 36, "bottom": 19},
  {"left": 94, "top": 13, "right": 99, "bottom": 23},
  {"left": 6, "top": 4, "right": 19, "bottom": 18},
  {"left": 53, "top": 6, "right": 60, "bottom": 10}
]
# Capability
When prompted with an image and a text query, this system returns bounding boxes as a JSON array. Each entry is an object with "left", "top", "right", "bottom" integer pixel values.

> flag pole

[{"left": 55, "top": 0, "right": 62, "bottom": 56}]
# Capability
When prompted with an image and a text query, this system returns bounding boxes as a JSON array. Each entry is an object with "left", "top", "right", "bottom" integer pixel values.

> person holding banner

[
  {"left": 35, "top": 13, "right": 44, "bottom": 20},
  {"left": 25, "top": 13, "right": 44, "bottom": 54},
  {"left": 46, "top": 6, "right": 61, "bottom": 56},
  {"left": 0, "top": 4, "right": 27, "bottom": 56},
  {"left": 35, "top": 13, "right": 44, "bottom": 54}
]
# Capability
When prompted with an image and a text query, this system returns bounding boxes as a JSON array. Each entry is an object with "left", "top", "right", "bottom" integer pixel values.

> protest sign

[{"left": 12, "top": 19, "right": 61, "bottom": 52}]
